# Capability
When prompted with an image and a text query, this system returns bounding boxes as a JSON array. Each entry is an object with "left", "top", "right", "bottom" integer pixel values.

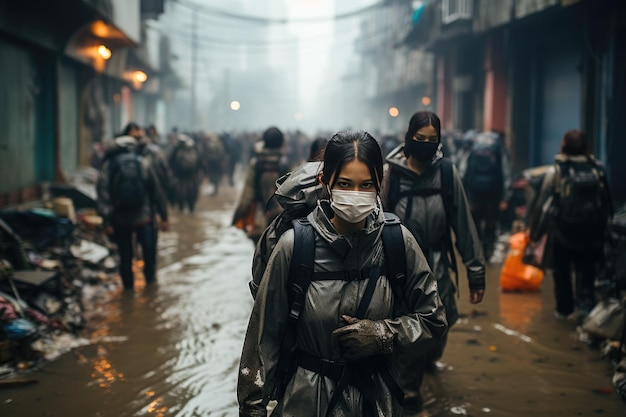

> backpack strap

[
  {"left": 381, "top": 212, "right": 408, "bottom": 317},
  {"left": 586, "top": 155, "right": 614, "bottom": 220},
  {"left": 273, "top": 218, "right": 315, "bottom": 399},
  {"left": 439, "top": 158, "right": 459, "bottom": 276}
]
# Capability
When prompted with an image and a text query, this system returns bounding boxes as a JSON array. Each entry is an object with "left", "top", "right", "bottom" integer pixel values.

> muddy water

[
  {"left": 0, "top": 185, "right": 254, "bottom": 417},
  {"left": 1, "top": 183, "right": 625, "bottom": 417}
]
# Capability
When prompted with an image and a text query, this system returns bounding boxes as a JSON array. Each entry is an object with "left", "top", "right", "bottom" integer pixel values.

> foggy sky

[{"left": 155, "top": 0, "right": 379, "bottom": 135}]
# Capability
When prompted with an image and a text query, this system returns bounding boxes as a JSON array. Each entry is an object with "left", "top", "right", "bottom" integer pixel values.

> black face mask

[{"left": 404, "top": 140, "right": 439, "bottom": 162}]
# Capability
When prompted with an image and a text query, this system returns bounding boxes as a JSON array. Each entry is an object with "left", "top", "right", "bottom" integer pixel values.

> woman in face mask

[
  {"left": 381, "top": 111, "right": 486, "bottom": 411},
  {"left": 238, "top": 130, "right": 447, "bottom": 417}
]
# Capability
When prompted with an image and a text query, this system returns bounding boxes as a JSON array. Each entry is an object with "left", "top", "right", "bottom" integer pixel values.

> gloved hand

[{"left": 332, "top": 315, "right": 394, "bottom": 360}]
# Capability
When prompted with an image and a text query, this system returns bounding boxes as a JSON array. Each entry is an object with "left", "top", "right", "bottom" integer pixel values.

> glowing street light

[
  {"left": 133, "top": 70, "right": 148, "bottom": 83},
  {"left": 388, "top": 107, "right": 399, "bottom": 117},
  {"left": 230, "top": 100, "right": 241, "bottom": 111},
  {"left": 97, "top": 45, "right": 112, "bottom": 60},
  {"left": 421, "top": 96, "right": 431, "bottom": 106}
]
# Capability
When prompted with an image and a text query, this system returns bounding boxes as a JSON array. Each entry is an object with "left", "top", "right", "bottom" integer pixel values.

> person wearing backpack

[
  {"left": 382, "top": 111, "right": 486, "bottom": 410},
  {"left": 232, "top": 126, "right": 287, "bottom": 243},
  {"left": 97, "top": 135, "right": 169, "bottom": 291},
  {"left": 238, "top": 130, "right": 447, "bottom": 417},
  {"left": 462, "top": 130, "right": 512, "bottom": 261},
  {"left": 123, "top": 122, "right": 176, "bottom": 208},
  {"left": 169, "top": 134, "right": 201, "bottom": 213},
  {"left": 528, "top": 129, "right": 612, "bottom": 320}
]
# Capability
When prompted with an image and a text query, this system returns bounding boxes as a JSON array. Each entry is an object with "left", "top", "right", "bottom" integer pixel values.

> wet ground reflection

[{"left": 0, "top": 184, "right": 624, "bottom": 416}]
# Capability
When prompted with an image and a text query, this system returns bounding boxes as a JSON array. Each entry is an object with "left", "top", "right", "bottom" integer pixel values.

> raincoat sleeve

[
  {"left": 383, "top": 226, "right": 448, "bottom": 354},
  {"left": 449, "top": 165, "right": 486, "bottom": 290},
  {"left": 96, "top": 162, "right": 113, "bottom": 227},
  {"left": 238, "top": 230, "right": 294, "bottom": 417},
  {"left": 232, "top": 160, "right": 258, "bottom": 225}
]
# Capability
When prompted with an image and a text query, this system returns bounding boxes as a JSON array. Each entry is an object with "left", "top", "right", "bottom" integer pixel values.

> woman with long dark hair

[
  {"left": 383, "top": 111, "right": 485, "bottom": 409},
  {"left": 238, "top": 130, "right": 447, "bottom": 417}
]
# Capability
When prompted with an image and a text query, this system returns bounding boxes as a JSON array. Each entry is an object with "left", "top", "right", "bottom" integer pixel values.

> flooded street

[{"left": 1, "top": 182, "right": 624, "bottom": 417}]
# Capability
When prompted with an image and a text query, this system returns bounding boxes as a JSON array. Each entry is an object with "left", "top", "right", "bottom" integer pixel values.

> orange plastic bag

[{"left": 499, "top": 232, "right": 544, "bottom": 292}]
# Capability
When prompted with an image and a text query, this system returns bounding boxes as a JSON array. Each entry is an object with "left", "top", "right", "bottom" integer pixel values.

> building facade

[
  {"left": 0, "top": 0, "right": 174, "bottom": 206},
  {"left": 401, "top": 0, "right": 625, "bottom": 203}
]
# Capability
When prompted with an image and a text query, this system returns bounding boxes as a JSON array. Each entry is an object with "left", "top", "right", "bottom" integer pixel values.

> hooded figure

[
  {"left": 96, "top": 135, "right": 169, "bottom": 290},
  {"left": 381, "top": 111, "right": 485, "bottom": 410},
  {"left": 232, "top": 127, "right": 287, "bottom": 243}
]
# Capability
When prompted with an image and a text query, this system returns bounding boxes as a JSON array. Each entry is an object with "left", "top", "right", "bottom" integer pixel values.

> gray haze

[{"left": 154, "top": 0, "right": 380, "bottom": 135}]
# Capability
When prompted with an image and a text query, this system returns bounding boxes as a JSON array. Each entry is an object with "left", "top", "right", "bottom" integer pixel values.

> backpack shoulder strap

[
  {"left": 586, "top": 156, "right": 614, "bottom": 219},
  {"left": 382, "top": 212, "right": 408, "bottom": 316},
  {"left": 387, "top": 166, "right": 401, "bottom": 211},
  {"left": 288, "top": 218, "right": 316, "bottom": 322},
  {"left": 439, "top": 158, "right": 459, "bottom": 276},
  {"left": 273, "top": 217, "right": 315, "bottom": 399}
]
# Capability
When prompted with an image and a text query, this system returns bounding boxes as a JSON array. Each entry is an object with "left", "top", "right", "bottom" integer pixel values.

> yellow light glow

[
  {"left": 133, "top": 71, "right": 148, "bottom": 83},
  {"left": 294, "top": 112, "right": 304, "bottom": 121},
  {"left": 230, "top": 100, "right": 241, "bottom": 111},
  {"left": 388, "top": 107, "right": 399, "bottom": 117},
  {"left": 97, "top": 45, "right": 112, "bottom": 60},
  {"left": 421, "top": 96, "right": 431, "bottom": 106}
]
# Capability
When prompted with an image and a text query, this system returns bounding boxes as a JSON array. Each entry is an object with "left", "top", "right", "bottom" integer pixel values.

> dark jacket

[
  {"left": 382, "top": 144, "right": 486, "bottom": 325},
  {"left": 97, "top": 136, "right": 168, "bottom": 228},
  {"left": 528, "top": 153, "right": 611, "bottom": 251}
]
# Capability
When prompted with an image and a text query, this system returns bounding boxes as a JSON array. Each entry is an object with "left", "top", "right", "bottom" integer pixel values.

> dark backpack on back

[
  {"left": 109, "top": 152, "right": 145, "bottom": 211},
  {"left": 175, "top": 146, "right": 199, "bottom": 174},
  {"left": 555, "top": 157, "right": 610, "bottom": 242},
  {"left": 464, "top": 133, "right": 503, "bottom": 197}
]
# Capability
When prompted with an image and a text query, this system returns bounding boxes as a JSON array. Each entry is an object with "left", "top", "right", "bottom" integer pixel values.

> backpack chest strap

[{"left": 313, "top": 268, "right": 375, "bottom": 281}]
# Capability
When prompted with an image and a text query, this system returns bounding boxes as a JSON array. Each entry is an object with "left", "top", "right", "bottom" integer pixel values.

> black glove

[
  {"left": 332, "top": 315, "right": 394, "bottom": 360},
  {"left": 467, "top": 267, "right": 486, "bottom": 291}
]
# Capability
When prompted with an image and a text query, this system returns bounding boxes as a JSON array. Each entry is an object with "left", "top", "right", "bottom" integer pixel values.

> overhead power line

[{"left": 171, "top": 0, "right": 387, "bottom": 24}]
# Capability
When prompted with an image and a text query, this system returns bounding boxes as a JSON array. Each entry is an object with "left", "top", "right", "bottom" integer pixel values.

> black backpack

[
  {"left": 109, "top": 152, "right": 146, "bottom": 211},
  {"left": 464, "top": 133, "right": 503, "bottom": 197},
  {"left": 174, "top": 146, "right": 199, "bottom": 174},
  {"left": 555, "top": 157, "right": 611, "bottom": 242},
  {"left": 387, "top": 157, "right": 459, "bottom": 277}
]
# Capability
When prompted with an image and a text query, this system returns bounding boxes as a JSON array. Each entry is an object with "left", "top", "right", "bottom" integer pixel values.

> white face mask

[{"left": 330, "top": 190, "right": 378, "bottom": 224}]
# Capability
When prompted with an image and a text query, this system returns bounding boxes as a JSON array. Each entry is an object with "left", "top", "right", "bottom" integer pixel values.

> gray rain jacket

[
  {"left": 382, "top": 145, "right": 485, "bottom": 326},
  {"left": 96, "top": 136, "right": 168, "bottom": 228},
  {"left": 238, "top": 201, "right": 447, "bottom": 417}
]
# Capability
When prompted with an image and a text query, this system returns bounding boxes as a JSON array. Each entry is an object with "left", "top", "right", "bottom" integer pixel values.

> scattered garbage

[
  {"left": 494, "top": 323, "right": 533, "bottom": 343},
  {"left": 450, "top": 405, "right": 468, "bottom": 415},
  {"left": 0, "top": 191, "right": 119, "bottom": 379},
  {"left": 500, "top": 232, "right": 544, "bottom": 292}
]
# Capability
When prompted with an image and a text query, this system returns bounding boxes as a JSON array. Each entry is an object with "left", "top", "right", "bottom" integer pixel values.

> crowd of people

[
  {"left": 231, "top": 113, "right": 617, "bottom": 416},
  {"left": 91, "top": 113, "right": 618, "bottom": 415}
]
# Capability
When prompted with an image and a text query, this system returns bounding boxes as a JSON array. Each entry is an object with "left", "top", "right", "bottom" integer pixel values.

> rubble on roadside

[{"left": 0, "top": 180, "right": 120, "bottom": 381}]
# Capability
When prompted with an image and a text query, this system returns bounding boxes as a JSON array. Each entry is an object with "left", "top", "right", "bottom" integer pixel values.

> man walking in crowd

[
  {"left": 169, "top": 133, "right": 202, "bottom": 213},
  {"left": 122, "top": 122, "right": 174, "bottom": 207},
  {"left": 528, "top": 129, "right": 612, "bottom": 320},
  {"left": 96, "top": 132, "right": 169, "bottom": 291},
  {"left": 232, "top": 126, "right": 287, "bottom": 243},
  {"left": 462, "top": 130, "right": 512, "bottom": 261}
]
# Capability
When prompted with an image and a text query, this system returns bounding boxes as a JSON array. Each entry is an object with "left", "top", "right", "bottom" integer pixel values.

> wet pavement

[{"left": 1, "top": 181, "right": 625, "bottom": 417}]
